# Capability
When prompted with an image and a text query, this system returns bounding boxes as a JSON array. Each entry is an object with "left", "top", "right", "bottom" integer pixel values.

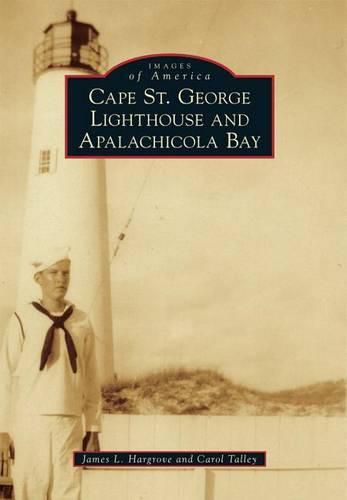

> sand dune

[{"left": 102, "top": 369, "right": 346, "bottom": 416}]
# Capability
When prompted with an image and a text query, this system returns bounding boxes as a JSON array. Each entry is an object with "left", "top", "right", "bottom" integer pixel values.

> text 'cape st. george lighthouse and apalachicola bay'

[{"left": 66, "top": 54, "right": 274, "bottom": 158}]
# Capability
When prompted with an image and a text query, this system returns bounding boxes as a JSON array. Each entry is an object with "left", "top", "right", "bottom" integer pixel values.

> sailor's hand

[{"left": 83, "top": 431, "right": 100, "bottom": 452}]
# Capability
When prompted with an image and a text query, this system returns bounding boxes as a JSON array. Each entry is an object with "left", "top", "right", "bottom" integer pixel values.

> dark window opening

[{"left": 38, "top": 150, "right": 51, "bottom": 174}]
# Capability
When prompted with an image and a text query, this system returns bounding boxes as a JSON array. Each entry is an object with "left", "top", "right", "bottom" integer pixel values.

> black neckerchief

[{"left": 32, "top": 301, "right": 77, "bottom": 373}]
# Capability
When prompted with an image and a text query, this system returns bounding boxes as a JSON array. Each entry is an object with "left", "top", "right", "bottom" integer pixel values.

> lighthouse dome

[{"left": 33, "top": 10, "right": 108, "bottom": 78}]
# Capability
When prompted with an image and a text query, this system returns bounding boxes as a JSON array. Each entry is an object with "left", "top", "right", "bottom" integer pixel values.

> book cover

[{"left": 0, "top": 1, "right": 345, "bottom": 499}]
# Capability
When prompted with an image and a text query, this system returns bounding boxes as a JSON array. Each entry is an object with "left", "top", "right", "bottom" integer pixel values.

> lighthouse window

[{"left": 38, "top": 150, "right": 51, "bottom": 174}]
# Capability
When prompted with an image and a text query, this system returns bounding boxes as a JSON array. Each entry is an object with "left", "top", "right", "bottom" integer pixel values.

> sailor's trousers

[{"left": 12, "top": 414, "right": 83, "bottom": 500}]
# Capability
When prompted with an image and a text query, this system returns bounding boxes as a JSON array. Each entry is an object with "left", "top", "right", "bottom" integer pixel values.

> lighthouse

[{"left": 17, "top": 10, "right": 114, "bottom": 383}]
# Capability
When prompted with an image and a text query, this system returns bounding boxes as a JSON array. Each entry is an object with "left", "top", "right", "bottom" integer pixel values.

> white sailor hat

[{"left": 31, "top": 246, "right": 71, "bottom": 275}]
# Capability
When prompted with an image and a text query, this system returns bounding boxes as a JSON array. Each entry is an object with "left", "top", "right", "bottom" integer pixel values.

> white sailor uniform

[{"left": 0, "top": 302, "right": 101, "bottom": 500}]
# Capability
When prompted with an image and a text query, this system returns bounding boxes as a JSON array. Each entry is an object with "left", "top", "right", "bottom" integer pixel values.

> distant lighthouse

[{"left": 17, "top": 10, "right": 114, "bottom": 383}]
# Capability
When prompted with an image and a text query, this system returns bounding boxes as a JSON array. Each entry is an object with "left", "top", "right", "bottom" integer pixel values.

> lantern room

[{"left": 33, "top": 10, "right": 108, "bottom": 78}]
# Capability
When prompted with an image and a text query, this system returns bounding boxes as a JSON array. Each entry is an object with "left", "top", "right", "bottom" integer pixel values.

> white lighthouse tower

[{"left": 17, "top": 10, "right": 114, "bottom": 383}]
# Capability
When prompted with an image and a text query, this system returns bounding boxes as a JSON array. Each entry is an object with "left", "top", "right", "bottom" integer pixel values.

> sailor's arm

[
  {"left": 0, "top": 314, "right": 24, "bottom": 458},
  {"left": 82, "top": 321, "right": 102, "bottom": 451}
]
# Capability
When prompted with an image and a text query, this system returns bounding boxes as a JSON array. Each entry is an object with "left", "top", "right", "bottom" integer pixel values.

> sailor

[{"left": 0, "top": 247, "right": 101, "bottom": 500}]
